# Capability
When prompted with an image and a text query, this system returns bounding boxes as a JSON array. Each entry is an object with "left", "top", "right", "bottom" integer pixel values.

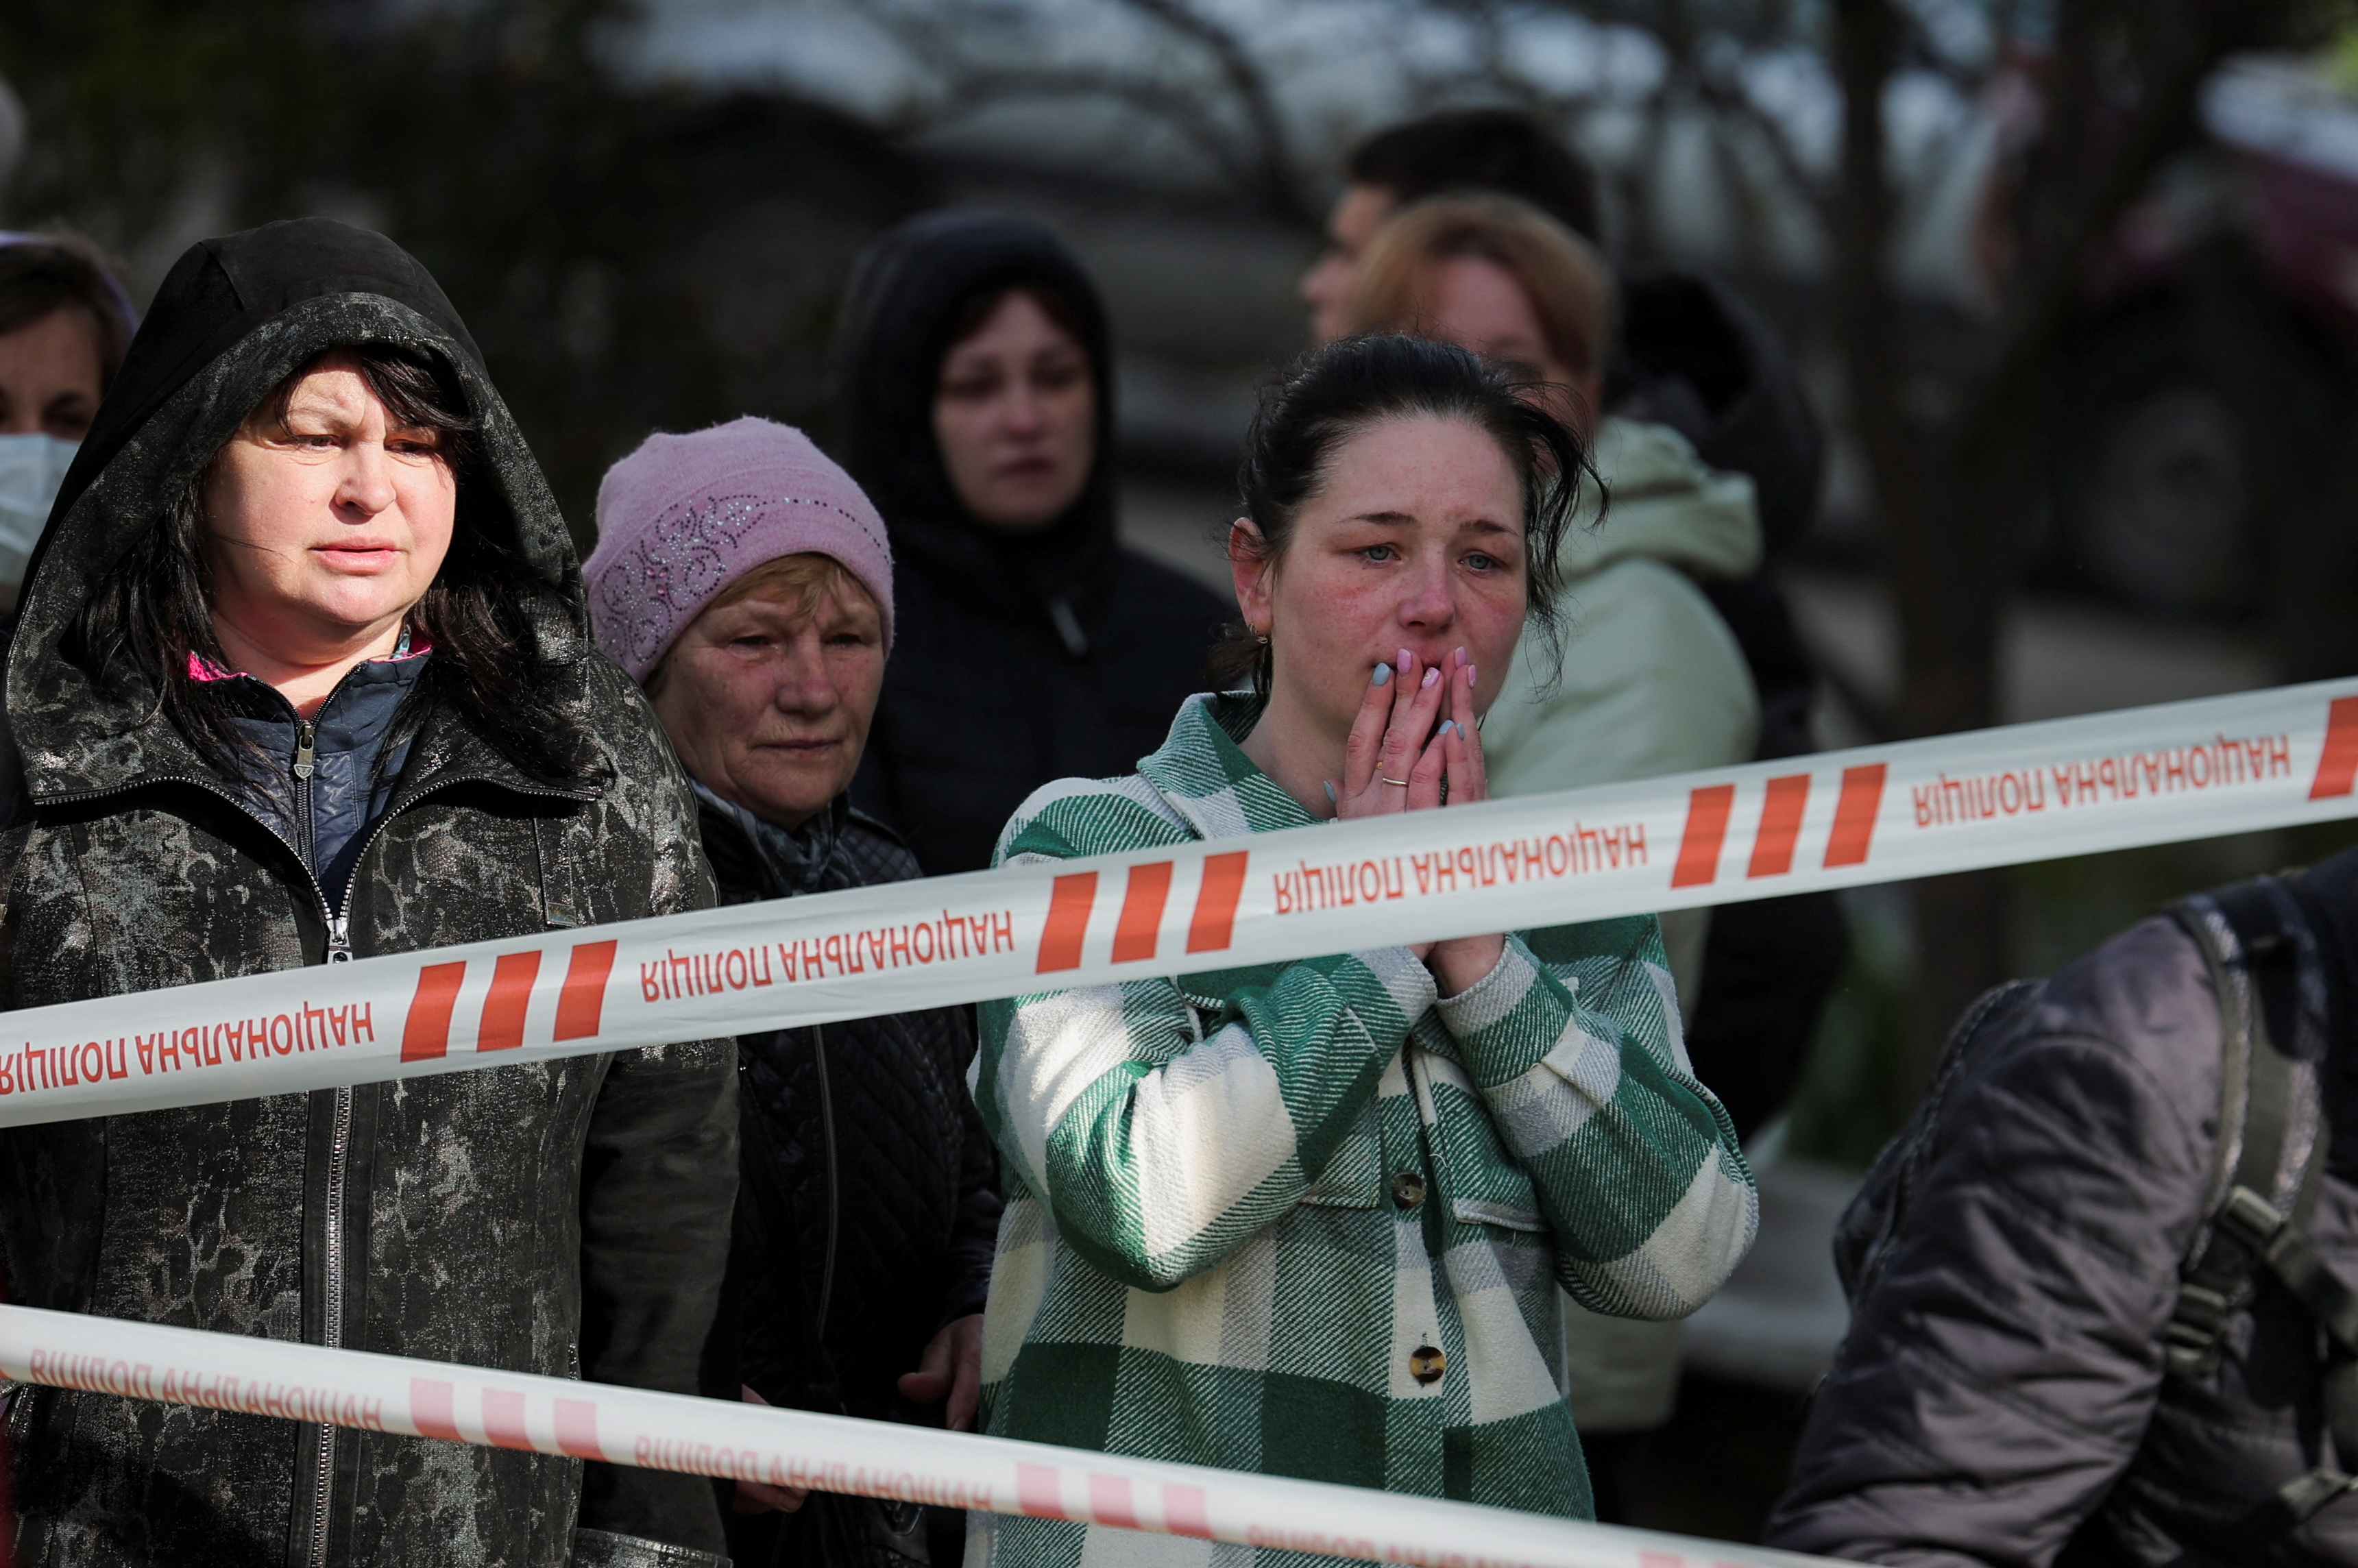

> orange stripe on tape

[
  {"left": 1090, "top": 1474, "right": 1141, "bottom": 1530},
  {"left": 1185, "top": 851, "right": 1250, "bottom": 953},
  {"left": 2311, "top": 696, "right": 2358, "bottom": 799},
  {"left": 1113, "top": 862, "right": 1174, "bottom": 963},
  {"left": 1163, "top": 1483, "right": 1212, "bottom": 1539},
  {"left": 411, "top": 1377, "right": 461, "bottom": 1441},
  {"left": 1017, "top": 1461, "right": 1067, "bottom": 1518},
  {"left": 553, "top": 940, "right": 618, "bottom": 1042},
  {"left": 477, "top": 952, "right": 541, "bottom": 1053},
  {"left": 1747, "top": 774, "right": 1811, "bottom": 879},
  {"left": 1036, "top": 873, "right": 1097, "bottom": 973},
  {"left": 554, "top": 1397, "right": 605, "bottom": 1460},
  {"left": 1823, "top": 763, "right": 1888, "bottom": 868},
  {"left": 481, "top": 1388, "right": 530, "bottom": 1450},
  {"left": 399, "top": 963, "right": 467, "bottom": 1063},
  {"left": 1671, "top": 785, "right": 1736, "bottom": 888}
]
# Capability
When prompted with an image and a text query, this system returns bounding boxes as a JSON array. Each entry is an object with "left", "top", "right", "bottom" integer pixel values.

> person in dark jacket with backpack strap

[
  {"left": 585, "top": 417, "right": 1002, "bottom": 1568},
  {"left": 0, "top": 219, "right": 737, "bottom": 1567},
  {"left": 831, "top": 210, "right": 1230, "bottom": 877},
  {"left": 1766, "top": 846, "right": 2358, "bottom": 1566}
]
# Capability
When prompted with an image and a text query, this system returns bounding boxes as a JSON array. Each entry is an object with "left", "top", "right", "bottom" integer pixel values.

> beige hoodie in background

[
  {"left": 1481, "top": 414, "right": 1766, "bottom": 1438},
  {"left": 1483, "top": 413, "right": 1764, "bottom": 1000}
]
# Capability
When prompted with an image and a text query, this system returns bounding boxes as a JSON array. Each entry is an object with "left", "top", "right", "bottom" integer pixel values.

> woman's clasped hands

[{"left": 1328, "top": 644, "right": 1505, "bottom": 997}]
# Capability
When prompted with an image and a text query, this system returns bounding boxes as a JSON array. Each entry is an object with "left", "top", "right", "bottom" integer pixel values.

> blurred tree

[
  {"left": 1824, "top": 0, "right": 2342, "bottom": 1075},
  {"left": 0, "top": 0, "right": 929, "bottom": 532}
]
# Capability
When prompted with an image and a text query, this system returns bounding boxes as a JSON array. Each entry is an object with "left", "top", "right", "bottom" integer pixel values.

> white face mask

[{"left": 0, "top": 432, "right": 79, "bottom": 592}]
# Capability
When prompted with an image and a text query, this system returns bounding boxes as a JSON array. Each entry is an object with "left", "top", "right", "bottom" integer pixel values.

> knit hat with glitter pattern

[{"left": 584, "top": 416, "right": 896, "bottom": 681}]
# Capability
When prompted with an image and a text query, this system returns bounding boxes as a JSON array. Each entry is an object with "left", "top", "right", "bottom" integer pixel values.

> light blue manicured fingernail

[
  {"left": 1324, "top": 780, "right": 1337, "bottom": 803},
  {"left": 1438, "top": 720, "right": 1457, "bottom": 737},
  {"left": 1372, "top": 662, "right": 1391, "bottom": 687}
]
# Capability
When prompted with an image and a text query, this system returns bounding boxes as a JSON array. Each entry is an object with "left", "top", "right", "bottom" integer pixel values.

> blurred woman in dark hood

[
  {"left": 0, "top": 219, "right": 736, "bottom": 1568},
  {"left": 832, "top": 211, "right": 1229, "bottom": 874}
]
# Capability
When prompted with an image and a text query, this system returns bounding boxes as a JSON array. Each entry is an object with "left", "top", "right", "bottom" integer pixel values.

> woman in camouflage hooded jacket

[{"left": 0, "top": 219, "right": 737, "bottom": 1568}]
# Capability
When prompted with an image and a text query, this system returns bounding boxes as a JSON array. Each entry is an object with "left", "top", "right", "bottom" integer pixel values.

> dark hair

[
  {"left": 1348, "top": 110, "right": 1603, "bottom": 245},
  {"left": 61, "top": 344, "right": 605, "bottom": 792},
  {"left": 0, "top": 233, "right": 135, "bottom": 387},
  {"left": 1215, "top": 333, "right": 1597, "bottom": 700},
  {"left": 942, "top": 281, "right": 1091, "bottom": 363}
]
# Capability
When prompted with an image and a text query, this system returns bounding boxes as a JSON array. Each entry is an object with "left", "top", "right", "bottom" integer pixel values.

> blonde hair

[
  {"left": 643, "top": 552, "right": 877, "bottom": 697},
  {"left": 711, "top": 552, "right": 871, "bottom": 620},
  {"left": 1348, "top": 192, "right": 1617, "bottom": 384}
]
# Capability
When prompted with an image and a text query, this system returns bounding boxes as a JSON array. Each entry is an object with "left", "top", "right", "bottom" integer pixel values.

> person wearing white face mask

[
  {"left": 0, "top": 232, "right": 135, "bottom": 604},
  {"left": 0, "top": 218, "right": 738, "bottom": 1568}
]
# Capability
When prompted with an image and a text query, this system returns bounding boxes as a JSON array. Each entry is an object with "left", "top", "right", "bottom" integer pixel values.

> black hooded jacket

[
  {"left": 0, "top": 220, "right": 736, "bottom": 1568},
  {"left": 1610, "top": 266, "right": 1847, "bottom": 1142},
  {"left": 834, "top": 212, "right": 1229, "bottom": 874}
]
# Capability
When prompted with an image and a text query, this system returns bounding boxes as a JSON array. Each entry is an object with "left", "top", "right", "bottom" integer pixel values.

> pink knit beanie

[{"left": 585, "top": 417, "right": 895, "bottom": 681}]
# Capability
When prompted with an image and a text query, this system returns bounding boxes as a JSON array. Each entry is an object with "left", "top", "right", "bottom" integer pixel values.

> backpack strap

[
  {"left": 2211, "top": 1189, "right": 2358, "bottom": 1523},
  {"left": 2168, "top": 874, "right": 2351, "bottom": 1525},
  {"left": 2165, "top": 877, "right": 2326, "bottom": 1378}
]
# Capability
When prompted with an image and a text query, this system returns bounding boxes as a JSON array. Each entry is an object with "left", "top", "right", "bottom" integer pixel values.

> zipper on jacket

[
  {"left": 295, "top": 715, "right": 343, "bottom": 1568},
  {"left": 310, "top": 874, "right": 350, "bottom": 1568},
  {"left": 286, "top": 759, "right": 586, "bottom": 1566},
  {"left": 309, "top": 1081, "right": 353, "bottom": 1568},
  {"left": 39, "top": 750, "right": 594, "bottom": 1568},
  {"left": 292, "top": 719, "right": 317, "bottom": 897},
  {"left": 812, "top": 1024, "right": 839, "bottom": 1341}
]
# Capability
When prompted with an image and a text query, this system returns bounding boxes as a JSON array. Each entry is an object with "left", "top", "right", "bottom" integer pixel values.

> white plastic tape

[
  {"left": 3, "top": 678, "right": 2357, "bottom": 1128},
  {"left": 0, "top": 1303, "right": 1843, "bottom": 1568}
]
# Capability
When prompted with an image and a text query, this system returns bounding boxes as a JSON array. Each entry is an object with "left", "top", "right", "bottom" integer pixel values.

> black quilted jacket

[
  {"left": 0, "top": 220, "right": 737, "bottom": 1568},
  {"left": 703, "top": 796, "right": 999, "bottom": 1429},
  {"left": 1766, "top": 848, "right": 2358, "bottom": 1566}
]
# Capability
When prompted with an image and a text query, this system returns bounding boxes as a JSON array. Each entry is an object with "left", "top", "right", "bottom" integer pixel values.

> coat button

[
  {"left": 1390, "top": 1171, "right": 1426, "bottom": 1209},
  {"left": 1409, "top": 1345, "right": 1446, "bottom": 1385}
]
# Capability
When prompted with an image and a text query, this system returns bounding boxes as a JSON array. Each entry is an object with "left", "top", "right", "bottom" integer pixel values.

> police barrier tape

[
  {"left": 0, "top": 1303, "right": 1843, "bottom": 1568},
  {"left": 7, "top": 677, "right": 2358, "bottom": 1129}
]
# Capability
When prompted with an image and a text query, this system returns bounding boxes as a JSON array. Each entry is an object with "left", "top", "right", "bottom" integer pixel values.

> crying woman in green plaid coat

[{"left": 964, "top": 333, "right": 1758, "bottom": 1568}]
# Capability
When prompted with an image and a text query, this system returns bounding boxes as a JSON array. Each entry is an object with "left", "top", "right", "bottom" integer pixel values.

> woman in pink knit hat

[{"left": 585, "top": 417, "right": 1002, "bottom": 1568}]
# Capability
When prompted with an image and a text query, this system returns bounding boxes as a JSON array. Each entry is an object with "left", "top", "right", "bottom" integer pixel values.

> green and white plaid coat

[{"left": 969, "top": 695, "right": 1758, "bottom": 1567}]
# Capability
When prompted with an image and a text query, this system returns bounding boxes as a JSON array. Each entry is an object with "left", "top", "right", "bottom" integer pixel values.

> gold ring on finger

[{"left": 1381, "top": 776, "right": 1411, "bottom": 787}]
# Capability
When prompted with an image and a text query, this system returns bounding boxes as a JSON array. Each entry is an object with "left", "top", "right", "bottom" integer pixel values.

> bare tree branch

[
  {"left": 1689, "top": 70, "right": 1836, "bottom": 228},
  {"left": 1954, "top": 0, "right": 2239, "bottom": 469},
  {"left": 840, "top": 0, "right": 1320, "bottom": 226},
  {"left": 1108, "top": 0, "right": 1320, "bottom": 225},
  {"left": 922, "top": 61, "right": 1288, "bottom": 207}
]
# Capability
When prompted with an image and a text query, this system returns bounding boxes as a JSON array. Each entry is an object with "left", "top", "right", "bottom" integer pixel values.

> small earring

[{"left": 1256, "top": 633, "right": 1269, "bottom": 646}]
